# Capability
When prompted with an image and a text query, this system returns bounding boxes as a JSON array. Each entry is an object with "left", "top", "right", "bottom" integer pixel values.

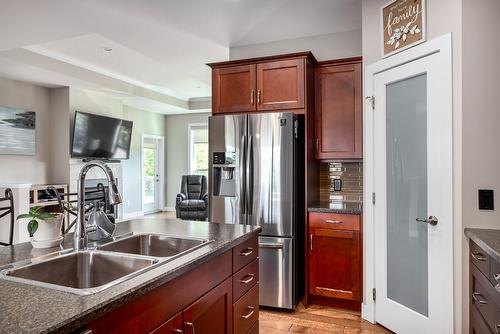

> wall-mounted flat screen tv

[{"left": 71, "top": 111, "right": 133, "bottom": 159}]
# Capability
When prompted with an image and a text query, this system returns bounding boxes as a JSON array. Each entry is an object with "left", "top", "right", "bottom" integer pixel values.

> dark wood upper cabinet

[
  {"left": 315, "top": 58, "right": 362, "bottom": 160},
  {"left": 256, "top": 59, "right": 305, "bottom": 111},
  {"left": 212, "top": 64, "right": 256, "bottom": 113},
  {"left": 209, "top": 52, "right": 315, "bottom": 114},
  {"left": 183, "top": 278, "right": 233, "bottom": 334}
]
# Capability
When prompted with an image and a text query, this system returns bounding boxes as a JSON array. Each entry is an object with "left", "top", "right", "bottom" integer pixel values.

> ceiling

[{"left": 0, "top": 0, "right": 361, "bottom": 114}]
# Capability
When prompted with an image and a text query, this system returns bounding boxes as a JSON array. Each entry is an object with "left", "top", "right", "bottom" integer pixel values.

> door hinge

[
  {"left": 372, "top": 192, "right": 376, "bottom": 205},
  {"left": 366, "top": 96, "right": 375, "bottom": 110},
  {"left": 372, "top": 288, "right": 376, "bottom": 301}
]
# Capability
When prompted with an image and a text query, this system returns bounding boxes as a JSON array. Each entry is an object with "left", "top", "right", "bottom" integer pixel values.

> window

[{"left": 189, "top": 124, "right": 208, "bottom": 176}]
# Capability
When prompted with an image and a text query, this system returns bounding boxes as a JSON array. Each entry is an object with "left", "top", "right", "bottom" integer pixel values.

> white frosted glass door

[
  {"left": 143, "top": 137, "right": 160, "bottom": 213},
  {"left": 372, "top": 49, "right": 453, "bottom": 334}
]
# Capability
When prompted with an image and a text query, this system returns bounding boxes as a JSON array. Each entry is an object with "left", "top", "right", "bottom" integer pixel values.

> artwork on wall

[
  {"left": 382, "top": 0, "right": 426, "bottom": 57},
  {"left": 0, "top": 106, "right": 36, "bottom": 155}
]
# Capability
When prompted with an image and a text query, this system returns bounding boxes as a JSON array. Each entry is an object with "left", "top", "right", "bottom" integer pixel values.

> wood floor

[{"left": 259, "top": 304, "right": 391, "bottom": 334}]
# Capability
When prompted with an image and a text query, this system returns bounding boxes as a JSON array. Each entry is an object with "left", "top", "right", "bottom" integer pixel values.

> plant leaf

[
  {"left": 38, "top": 212, "right": 55, "bottom": 220},
  {"left": 27, "top": 220, "right": 38, "bottom": 237},
  {"left": 16, "top": 214, "right": 32, "bottom": 220}
]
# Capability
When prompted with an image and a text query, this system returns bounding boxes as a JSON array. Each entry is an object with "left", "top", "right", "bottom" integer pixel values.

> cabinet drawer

[
  {"left": 309, "top": 212, "right": 360, "bottom": 231},
  {"left": 471, "top": 264, "right": 500, "bottom": 333},
  {"left": 490, "top": 257, "right": 500, "bottom": 288},
  {"left": 233, "top": 258, "right": 259, "bottom": 302},
  {"left": 233, "top": 283, "right": 259, "bottom": 334},
  {"left": 471, "top": 241, "right": 491, "bottom": 279},
  {"left": 233, "top": 236, "right": 259, "bottom": 272}
]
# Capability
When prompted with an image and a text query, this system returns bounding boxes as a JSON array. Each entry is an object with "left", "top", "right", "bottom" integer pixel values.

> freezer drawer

[{"left": 258, "top": 236, "right": 294, "bottom": 309}]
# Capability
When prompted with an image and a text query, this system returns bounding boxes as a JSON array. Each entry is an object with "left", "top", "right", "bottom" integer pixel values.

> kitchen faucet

[{"left": 74, "top": 160, "right": 122, "bottom": 251}]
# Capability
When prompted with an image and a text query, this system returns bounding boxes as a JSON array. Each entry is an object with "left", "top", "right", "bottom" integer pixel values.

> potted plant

[{"left": 17, "top": 206, "right": 64, "bottom": 248}]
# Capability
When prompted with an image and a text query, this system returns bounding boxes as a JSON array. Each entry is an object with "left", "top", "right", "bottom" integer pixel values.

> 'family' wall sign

[{"left": 382, "top": 0, "right": 426, "bottom": 57}]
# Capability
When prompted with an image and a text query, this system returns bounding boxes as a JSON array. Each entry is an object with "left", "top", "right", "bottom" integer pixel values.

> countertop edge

[
  {"left": 464, "top": 228, "right": 500, "bottom": 264},
  {"left": 45, "top": 228, "right": 262, "bottom": 334}
]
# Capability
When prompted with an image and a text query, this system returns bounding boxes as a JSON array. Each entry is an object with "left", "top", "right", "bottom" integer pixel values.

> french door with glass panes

[
  {"left": 143, "top": 137, "right": 161, "bottom": 214},
  {"left": 371, "top": 37, "right": 453, "bottom": 333}
]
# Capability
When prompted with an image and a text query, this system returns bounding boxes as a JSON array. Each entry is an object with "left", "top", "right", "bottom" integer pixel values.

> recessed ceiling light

[{"left": 102, "top": 47, "right": 113, "bottom": 52}]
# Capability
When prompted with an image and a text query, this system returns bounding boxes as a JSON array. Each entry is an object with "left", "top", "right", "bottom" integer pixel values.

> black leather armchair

[{"left": 175, "top": 175, "right": 208, "bottom": 221}]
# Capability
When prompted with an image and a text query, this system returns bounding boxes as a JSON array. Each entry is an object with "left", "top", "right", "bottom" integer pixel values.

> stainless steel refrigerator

[{"left": 209, "top": 112, "right": 304, "bottom": 310}]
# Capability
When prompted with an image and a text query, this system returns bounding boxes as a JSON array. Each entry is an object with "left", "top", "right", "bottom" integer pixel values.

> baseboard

[
  {"left": 163, "top": 207, "right": 176, "bottom": 212},
  {"left": 121, "top": 210, "right": 144, "bottom": 220}
]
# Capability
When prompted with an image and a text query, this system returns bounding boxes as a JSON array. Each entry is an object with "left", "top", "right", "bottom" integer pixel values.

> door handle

[
  {"left": 250, "top": 90, "right": 255, "bottom": 105},
  {"left": 184, "top": 322, "right": 195, "bottom": 334},
  {"left": 240, "top": 135, "right": 247, "bottom": 215},
  {"left": 471, "top": 252, "right": 488, "bottom": 261},
  {"left": 472, "top": 292, "right": 488, "bottom": 304},
  {"left": 241, "top": 306, "right": 255, "bottom": 319},
  {"left": 259, "top": 242, "right": 284, "bottom": 249},
  {"left": 240, "top": 247, "right": 253, "bottom": 256},
  {"left": 257, "top": 90, "right": 261, "bottom": 105},
  {"left": 239, "top": 274, "right": 255, "bottom": 284},
  {"left": 310, "top": 234, "right": 313, "bottom": 251},
  {"left": 246, "top": 135, "right": 254, "bottom": 215},
  {"left": 415, "top": 216, "right": 438, "bottom": 226}
]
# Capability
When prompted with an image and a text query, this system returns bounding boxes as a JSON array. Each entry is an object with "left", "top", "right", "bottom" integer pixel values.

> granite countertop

[
  {"left": 0, "top": 219, "right": 261, "bottom": 334},
  {"left": 308, "top": 202, "right": 363, "bottom": 215},
  {"left": 465, "top": 228, "right": 500, "bottom": 264}
]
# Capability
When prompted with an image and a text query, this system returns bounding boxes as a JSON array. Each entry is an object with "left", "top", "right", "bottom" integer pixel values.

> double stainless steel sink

[{"left": 0, "top": 233, "right": 211, "bottom": 295}]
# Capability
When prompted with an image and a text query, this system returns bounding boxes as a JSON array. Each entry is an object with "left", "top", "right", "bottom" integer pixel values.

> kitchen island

[{"left": 0, "top": 218, "right": 261, "bottom": 334}]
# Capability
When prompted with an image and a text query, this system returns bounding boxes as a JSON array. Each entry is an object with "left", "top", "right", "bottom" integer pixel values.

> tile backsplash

[{"left": 320, "top": 162, "right": 363, "bottom": 203}]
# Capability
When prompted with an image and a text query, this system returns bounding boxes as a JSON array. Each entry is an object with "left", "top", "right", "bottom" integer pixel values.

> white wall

[
  {"left": 70, "top": 88, "right": 166, "bottom": 216},
  {"left": 361, "top": 1, "right": 464, "bottom": 332},
  {"left": 164, "top": 112, "right": 210, "bottom": 209},
  {"left": 230, "top": 30, "right": 362, "bottom": 61},
  {"left": 0, "top": 77, "right": 52, "bottom": 184}
]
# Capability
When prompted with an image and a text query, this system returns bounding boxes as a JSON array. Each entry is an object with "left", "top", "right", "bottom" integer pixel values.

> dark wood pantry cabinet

[{"left": 315, "top": 58, "right": 362, "bottom": 160}]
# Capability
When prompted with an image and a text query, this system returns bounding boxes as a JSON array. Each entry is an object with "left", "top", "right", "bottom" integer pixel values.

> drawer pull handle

[
  {"left": 471, "top": 252, "right": 488, "bottom": 261},
  {"left": 184, "top": 322, "right": 195, "bottom": 334},
  {"left": 172, "top": 330, "right": 183, "bottom": 334},
  {"left": 239, "top": 274, "right": 255, "bottom": 284},
  {"left": 241, "top": 306, "right": 255, "bottom": 319},
  {"left": 472, "top": 292, "right": 488, "bottom": 304},
  {"left": 496, "top": 324, "right": 500, "bottom": 334},
  {"left": 325, "top": 219, "right": 342, "bottom": 224},
  {"left": 240, "top": 248, "right": 253, "bottom": 257},
  {"left": 495, "top": 273, "right": 500, "bottom": 283}
]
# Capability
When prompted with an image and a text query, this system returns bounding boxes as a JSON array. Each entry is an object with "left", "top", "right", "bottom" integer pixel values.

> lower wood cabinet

[
  {"left": 88, "top": 234, "right": 259, "bottom": 334},
  {"left": 308, "top": 212, "right": 362, "bottom": 307},
  {"left": 469, "top": 240, "right": 500, "bottom": 334},
  {"left": 183, "top": 278, "right": 233, "bottom": 334}
]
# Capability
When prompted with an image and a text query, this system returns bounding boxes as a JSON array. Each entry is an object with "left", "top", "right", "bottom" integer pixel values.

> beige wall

[
  {"left": 462, "top": 0, "right": 500, "bottom": 332},
  {"left": 230, "top": 30, "right": 362, "bottom": 61},
  {"left": 0, "top": 77, "right": 52, "bottom": 184},
  {"left": 361, "top": 1, "right": 464, "bottom": 332},
  {"left": 165, "top": 112, "right": 210, "bottom": 209},
  {"left": 70, "top": 88, "right": 166, "bottom": 216}
]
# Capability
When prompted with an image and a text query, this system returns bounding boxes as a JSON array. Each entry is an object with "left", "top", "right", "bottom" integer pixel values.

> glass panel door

[
  {"left": 386, "top": 74, "right": 428, "bottom": 316},
  {"left": 143, "top": 137, "right": 160, "bottom": 213}
]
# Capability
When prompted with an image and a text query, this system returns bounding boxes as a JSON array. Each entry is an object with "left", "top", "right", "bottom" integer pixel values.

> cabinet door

[
  {"left": 151, "top": 312, "right": 183, "bottom": 334},
  {"left": 183, "top": 278, "right": 233, "bottom": 334},
  {"left": 256, "top": 59, "right": 305, "bottom": 111},
  {"left": 309, "top": 228, "right": 361, "bottom": 301},
  {"left": 315, "top": 62, "right": 362, "bottom": 159},
  {"left": 213, "top": 65, "right": 256, "bottom": 113}
]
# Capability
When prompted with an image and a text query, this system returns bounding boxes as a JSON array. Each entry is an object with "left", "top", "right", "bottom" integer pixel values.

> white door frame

[
  {"left": 363, "top": 34, "right": 453, "bottom": 326},
  {"left": 141, "top": 133, "right": 165, "bottom": 214}
]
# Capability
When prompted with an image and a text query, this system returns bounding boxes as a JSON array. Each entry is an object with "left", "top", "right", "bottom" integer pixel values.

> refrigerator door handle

[
  {"left": 246, "top": 135, "right": 254, "bottom": 216},
  {"left": 240, "top": 135, "right": 247, "bottom": 215},
  {"left": 259, "top": 242, "right": 284, "bottom": 249}
]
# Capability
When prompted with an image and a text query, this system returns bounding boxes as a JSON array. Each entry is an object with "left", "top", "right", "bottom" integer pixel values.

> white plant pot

[{"left": 31, "top": 214, "right": 64, "bottom": 249}]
